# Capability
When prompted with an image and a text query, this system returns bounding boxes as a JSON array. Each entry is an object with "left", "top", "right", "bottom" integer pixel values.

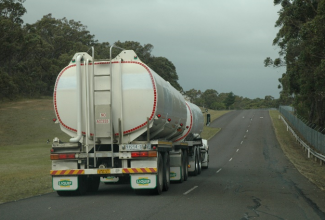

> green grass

[
  {"left": 0, "top": 98, "right": 70, "bottom": 204},
  {"left": 0, "top": 98, "right": 70, "bottom": 146},
  {"left": 0, "top": 144, "right": 52, "bottom": 203},
  {"left": 269, "top": 110, "right": 325, "bottom": 191},
  {"left": 200, "top": 109, "right": 229, "bottom": 140}
]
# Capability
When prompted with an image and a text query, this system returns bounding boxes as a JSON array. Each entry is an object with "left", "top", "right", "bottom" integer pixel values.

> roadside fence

[{"left": 279, "top": 106, "right": 325, "bottom": 164}]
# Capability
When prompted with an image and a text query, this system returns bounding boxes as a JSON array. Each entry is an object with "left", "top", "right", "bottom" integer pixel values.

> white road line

[
  {"left": 216, "top": 168, "right": 222, "bottom": 173},
  {"left": 183, "top": 186, "right": 198, "bottom": 195},
  {"left": 246, "top": 130, "right": 248, "bottom": 132},
  {"left": 236, "top": 149, "right": 239, "bottom": 152},
  {"left": 244, "top": 135, "right": 246, "bottom": 138},
  {"left": 241, "top": 141, "right": 243, "bottom": 144},
  {"left": 229, "top": 158, "right": 233, "bottom": 162}
]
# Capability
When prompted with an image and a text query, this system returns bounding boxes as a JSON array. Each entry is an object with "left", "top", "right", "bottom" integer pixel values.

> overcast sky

[{"left": 22, "top": 0, "right": 284, "bottom": 99}]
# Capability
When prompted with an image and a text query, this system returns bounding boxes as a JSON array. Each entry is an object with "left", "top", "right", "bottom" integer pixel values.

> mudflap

[
  {"left": 53, "top": 176, "right": 78, "bottom": 191},
  {"left": 131, "top": 174, "right": 156, "bottom": 189},
  {"left": 170, "top": 167, "right": 182, "bottom": 181},
  {"left": 188, "top": 158, "right": 196, "bottom": 172}
]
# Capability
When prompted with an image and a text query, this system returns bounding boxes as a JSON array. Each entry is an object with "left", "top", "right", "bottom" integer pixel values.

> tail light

[
  {"left": 131, "top": 151, "right": 157, "bottom": 158},
  {"left": 50, "top": 154, "right": 76, "bottom": 160}
]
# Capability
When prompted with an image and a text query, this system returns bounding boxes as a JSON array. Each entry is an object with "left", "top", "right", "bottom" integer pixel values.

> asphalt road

[{"left": 1, "top": 109, "right": 325, "bottom": 220}]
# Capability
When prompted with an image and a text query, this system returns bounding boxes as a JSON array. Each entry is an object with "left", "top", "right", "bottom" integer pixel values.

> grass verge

[
  {"left": 0, "top": 144, "right": 53, "bottom": 204},
  {"left": 0, "top": 98, "right": 69, "bottom": 204},
  {"left": 269, "top": 110, "right": 325, "bottom": 191},
  {"left": 200, "top": 110, "right": 229, "bottom": 140}
]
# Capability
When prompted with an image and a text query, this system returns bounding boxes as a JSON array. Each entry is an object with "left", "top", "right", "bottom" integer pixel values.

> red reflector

[
  {"left": 157, "top": 114, "right": 161, "bottom": 118},
  {"left": 168, "top": 118, "right": 171, "bottom": 122},
  {"left": 131, "top": 152, "right": 140, "bottom": 157},
  {"left": 180, "top": 123, "right": 183, "bottom": 126},
  {"left": 131, "top": 151, "right": 149, "bottom": 157},
  {"left": 152, "top": 146, "right": 157, "bottom": 150},
  {"left": 140, "top": 152, "right": 148, "bottom": 157},
  {"left": 53, "top": 118, "right": 57, "bottom": 122},
  {"left": 59, "top": 154, "right": 75, "bottom": 159},
  {"left": 186, "top": 126, "right": 189, "bottom": 129},
  {"left": 50, "top": 149, "right": 54, "bottom": 152}
]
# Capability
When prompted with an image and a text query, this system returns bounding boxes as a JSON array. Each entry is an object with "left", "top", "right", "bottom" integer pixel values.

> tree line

[
  {"left": 265, "top": 0, "right": 325, "bottom": 127},
  {"left": 184, "top": 89, "right": 278, "bottom": 110},
  {"left": 0, "top": 0, "right": 182, "bottom": 100},
  {"left": 1, "top": 0, "right": 279, "bottom": 110}
]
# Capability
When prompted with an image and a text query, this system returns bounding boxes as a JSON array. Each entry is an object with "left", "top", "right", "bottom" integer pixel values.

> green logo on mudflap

[
  {"left": 170, "top": 172, "right": 176, "bottom": 178},
  {"left": 136, "top": 178, "right": 151, "bottom": 185},
  {"left": 58, "top": 179, "right": 72, "bottom": 187}
]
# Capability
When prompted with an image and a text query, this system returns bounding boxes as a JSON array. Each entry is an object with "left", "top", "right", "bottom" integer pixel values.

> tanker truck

[{"left": 50, "top": 46, "right": 209, "bottom": 195}]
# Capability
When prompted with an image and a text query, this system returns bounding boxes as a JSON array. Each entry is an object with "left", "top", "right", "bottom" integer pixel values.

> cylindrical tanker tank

[
  {"left": 173, "top": 101, "right": 204, "bottom": 142},
  {"left": 53, "top": 50, "right": 203, "bottom": 143}
]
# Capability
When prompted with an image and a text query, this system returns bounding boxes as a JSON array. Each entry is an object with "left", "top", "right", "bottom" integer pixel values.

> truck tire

[
  {"left": 191, "top": 153, "right": 199, "bottom": 176},
  {"left": 178, "top": 150, "right": 185, "bottom": 183},
  {"left": 87, "top": 176, "right": 100, "bottom": 192},
  {"left": 202, "top": 152, "right": 209, "bottom": 169},
  {"left": 76, "top": 175, "right": 88, "bottom": 195},
  {"left": 183, "top": 150, "right": 188, "bottom": 181},
  {"left": 163, "top": 152, "right": 170, "bottom": 191},
  {"left": 198, "top": 150, "right": 202, "bottom": 175},
  {"left": 155, "top": 152, "right": 163, "bottom": 195}
]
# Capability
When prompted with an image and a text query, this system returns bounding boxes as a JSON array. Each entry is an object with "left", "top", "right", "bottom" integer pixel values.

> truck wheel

[
  {"left": 202, "top": 152, "right": 209, "bottom": 169},
  {"left": 178, "top": 150, "right": 185, "bottom": 183},
  {"left": 163, "top": 152, "right": 170, "bottom": 191},
  {"left": 183, "top": 150, "right": 188, "bottom": 181},
  {"left": 198, "top": 150, "right": 202, "bottom": 175},
  {"left": 76, "top": 175, "right": 88, "bottom": 195},
  {"left": 192, "top": 153, "right": 199, "bottom": 176},
  {"left": 156, "top": 152, "right": 163, "bottom": 195},
  {"left": 87, "top": 176, "right": 100, "bottom": 192}
]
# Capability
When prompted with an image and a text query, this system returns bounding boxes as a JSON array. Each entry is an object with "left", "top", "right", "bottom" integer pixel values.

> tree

[
  {"left": 0, "top": 0, "right": 26, "bottom": 99},
  {"left": 113, "top": 41, "right": 183, "bottom": 91},
  {"left": 201, "top": 89, "right": 219, "bottom": 109},
  {"left": 184, "top": 88, "right": 201, "bottom": 103},
  {"left": 265, "top": 0, "right": 325, "bottom": 127},
  {"left": 224, "top": 92, "right": 236, "bottom": 109}
]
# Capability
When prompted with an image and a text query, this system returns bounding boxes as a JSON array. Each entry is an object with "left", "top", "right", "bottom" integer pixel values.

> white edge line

[
  {"left": 183, "top": 186, "right": 198, "bottom": 195},
  {"left": 216, "top": 168, "right": 222, "bottom": 173}
]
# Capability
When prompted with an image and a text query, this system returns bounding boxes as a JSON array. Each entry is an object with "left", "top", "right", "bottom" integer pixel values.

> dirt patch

[{"left": 269, "top": 110, "right": 325, "bottom": 191}]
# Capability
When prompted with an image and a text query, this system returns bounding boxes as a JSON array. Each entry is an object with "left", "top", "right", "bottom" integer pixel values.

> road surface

[{"left": 1, "top": 109, "right": 325, "bottom": 219}]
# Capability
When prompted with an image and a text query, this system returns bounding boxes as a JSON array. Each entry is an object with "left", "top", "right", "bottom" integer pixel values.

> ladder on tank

[{"left": 90, "top": 45, "right": 125, "bottom": 169}]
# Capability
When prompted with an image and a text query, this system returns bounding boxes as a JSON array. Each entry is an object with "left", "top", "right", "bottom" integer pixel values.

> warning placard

[{"left": 96, "top": 119, "right": 109, "bottom": 124}]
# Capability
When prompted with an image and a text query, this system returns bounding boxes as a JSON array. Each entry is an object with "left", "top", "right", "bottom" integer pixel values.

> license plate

[{"left": 125, "top": 144, "right": 142, "bottom": 150}]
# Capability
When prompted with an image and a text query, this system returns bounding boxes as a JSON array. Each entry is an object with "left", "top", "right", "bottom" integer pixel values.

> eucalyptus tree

[{"left": 265, "top": 0, "right": 325, "bottom": 126}]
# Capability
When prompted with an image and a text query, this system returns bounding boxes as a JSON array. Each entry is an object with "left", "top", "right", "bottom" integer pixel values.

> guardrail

[{"left": 279, "top": 115, "right": 325, "bottom": 165}]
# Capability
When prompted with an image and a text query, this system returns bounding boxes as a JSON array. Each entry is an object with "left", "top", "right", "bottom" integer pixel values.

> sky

[{"left": 22, "top": 0, "right": 285, "bottom": 99}]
